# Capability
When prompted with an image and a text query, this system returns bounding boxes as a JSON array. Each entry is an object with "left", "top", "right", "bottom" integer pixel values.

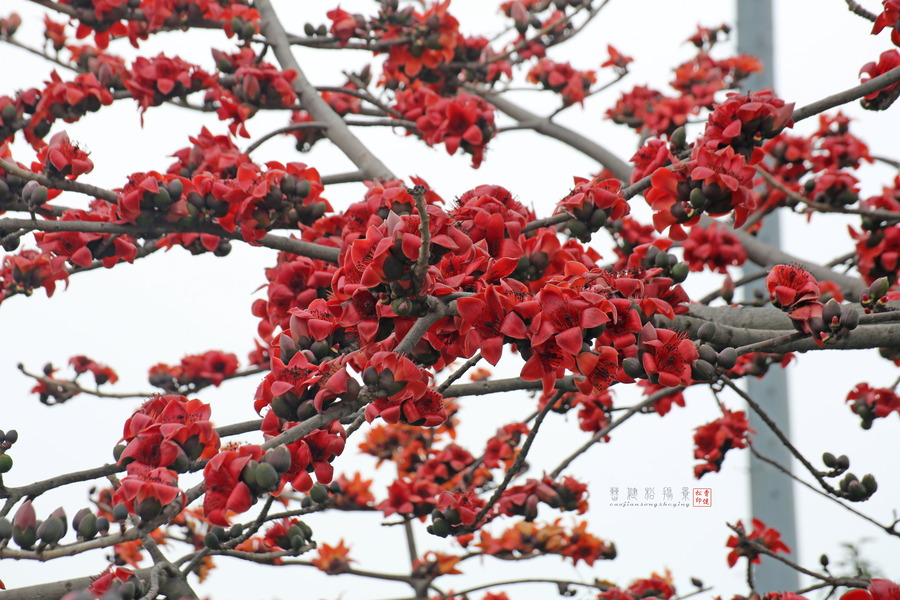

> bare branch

[
  {"left": 793, "top": 65, "right": 900, "bottom": 122},
  {"left": 482, "top": 94, "right": 632, "bottom": 182},
  {"left": 256, "top": 0, "right": 396, "bottom": 180}
]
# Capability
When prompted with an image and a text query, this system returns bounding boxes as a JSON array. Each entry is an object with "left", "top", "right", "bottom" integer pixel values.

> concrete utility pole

[{"left": 737, "top": 1, "right": 800, "bottom": 593}]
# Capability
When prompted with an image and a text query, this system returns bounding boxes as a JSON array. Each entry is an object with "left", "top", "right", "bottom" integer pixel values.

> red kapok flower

[
  {"left": 312, "top": 540, "right": 354, "bottom": 574},
  {"left": 872, "top": 1, "right": 900, "bottom": 46},
  {"left": 639, "top": 324, "right": 698, "bottom": 388},
  {"left": 113, "top": 464, "right": 183, "bottom": 522},
  {"left": 726, "top": 517, "right": 790, "bottom": 567},
  {"left": 859, "top": 49, "right": 900, "bottom": 110},
  {"left": 682, "top": 222, "right": 746, "bottom": 273},
  {"left": 37, "top": 131, "right": 93, "bottom": 179},
  {"left": 694, "top": 409, "right": 753, "bottom": 478},
  {"left": 842, "top": 579, "right": 900, "bottom": 600},
  {"left": 202, "top": 444, "right": 264, "bottom": 525}
]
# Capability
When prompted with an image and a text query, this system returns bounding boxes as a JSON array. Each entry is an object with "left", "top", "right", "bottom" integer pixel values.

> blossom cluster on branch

[{"left": 1, "top": 1, "right": 900, "bottom": 600}]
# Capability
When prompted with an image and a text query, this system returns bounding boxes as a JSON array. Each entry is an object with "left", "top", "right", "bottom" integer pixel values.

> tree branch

[
  {"left": 549, "top": 387, "right": 676, "bottom": 478},
  {"left": 480, "top": 94, "right": 632, "bottom": 182},
  {"left": 255, "top": 0, "right": 395, "bottom": 180},
  {"left": 728, "top": 227, "right": 867, "bottom": 301},
  {"left": 793, "top": 65, "right": 900, "bottom": 122},
  {"left": 0, "top": 217, "right": 340, "bottom": 263}
]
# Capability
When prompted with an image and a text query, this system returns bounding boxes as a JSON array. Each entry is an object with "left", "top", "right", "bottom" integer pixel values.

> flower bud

[
  {"left": 869, "top": 276, "right": 889, "bottom": 301},
  {"left": 566, "top": 220, "right": 589, "bottom": 239},
  {"left": 37, "top": 510, "right": 66, "bottom": 546},
  {"left": 622, "top": 357, "right": 645, "bottom": 379},
  {"left": 309, "top": 483, "right": 329, "bottom": 504},
  {"left": 847, "top": 480, "right": 867, "bottom": 501},
  {"left": 254, "top": 462, "right": 280, "bottom": 492},
  {"left": 0, "top": 517, "right": 12, "bottom": 541},
  {"left": 835, "top": 454, "right": 850, "bottom": 471},
  {"left": 698, "top": 344, "right": 718, "bottom": 364},
  {"left": 654, "top": 250, "right": 670, "bottom": 269},
  {"left": 241, "top": 460, "right": 260, "bottom": 489},
  {"left": 697, "top": 322, "right": 717, "bottom": 341},
  {"left": 297, "top": 520, "right": 313, "bottom": 540},
  {"left": 822, "top": 298, "right": 842, "bottom": 326},
  {"left": 716, "top": 347, "right": 737, "bottom": 370},
  {"left": 96, "top": 516, "right": 109, "bottom": 535},
  {"left": 689, "top": 187, "right": 708, "bottom": 211},
  {"left": 136, "top": 497, "right": 162, "bottom": 522},
  {"left": 669, "top": 262, "right": 689, "bottom": 283},
  {"left": 392, "top": 297, "right": 416, "bottom": 316},
  {"left": 670, "top": 126, "right": 687, "bottom": 149},
  {"left": 839, "top": 307, "right": 859, "bottom": 331},
  {"left": 430, "top": 518, "right": 450, "bottom": 537},
  {"left": 588, "top": 208, "right": 608, "bottom": 230},
  {"left": 691, "top": 359, "right": 717, "bottom": 382},
  {"left": 263, "top": 446, "right": 292, "bottom": 474},
  {"left": 861, "top": 473, "right": 878, "bottom": 494},
  {"left": 76, "top": 511, "right": 98, "bottom": 540},
  {"left": 13, "top": 499, "right": 36, "bottom": 532},
  {"left": 523, "top": 494, "right": 540, "bottom": 522}
]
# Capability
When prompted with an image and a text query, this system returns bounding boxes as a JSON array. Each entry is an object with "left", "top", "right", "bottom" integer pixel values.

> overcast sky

[{"left": 2, "top": 2, "right": 899, "bottom": 599}]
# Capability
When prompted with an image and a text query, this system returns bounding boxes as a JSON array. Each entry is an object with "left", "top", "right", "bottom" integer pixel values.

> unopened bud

[
  {"left": 822, "top": 298, "right": 842, "bottom": 325},
  {"left": 698, "top": 344, "right": 718, "bottom": 364},
  {"left": 670, "top": 126, "right": 687, "bottom": 149},
  {"left": 861, "top": 473, "right": 878, "bottom": 494},
  {"left": 839, "top": 307, "right": 859, "bottom": 330},
  {"left": 691, "top": 359, "right": 717, "bottom": 382},
  {"left": 622, "top": 357, "right": 645, "bottom": 379},
  {"left": 716, "top": 347, "right": 737, "bottom": 370},
  {"left": 697, "top": 322, "right": 717, "bottom": 341},
  {"left": 670, "top": 262, "right": 689, "bottom": 283},
  {"left": 869, "top": 277, "right": 889, "bottom": 301},
  {"left": 689, "top": 187, "right": 708, "bottom": 211},
  {"left": 835, "top": 454, "right": 850, "bottom": 471}
]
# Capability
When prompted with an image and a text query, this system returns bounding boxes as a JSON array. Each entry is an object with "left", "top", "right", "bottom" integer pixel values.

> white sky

[{"left": 1, "top": 1, "right": 899, "bottom": 600}]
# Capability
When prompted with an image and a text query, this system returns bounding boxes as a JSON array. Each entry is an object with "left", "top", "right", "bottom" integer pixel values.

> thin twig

[
  {"left": 436, "top": 353, "right": 482, "bottom": 394},
  {"left": 411, "top": 185, "right": 431, "bottom": 294},
  {"left": 470, "top": 390, "right": 564, "bottom": 529},
  {"left": 721, "top": 376, "right": 845, "bottom": 498},
  {"left": 749, "top": 445, "right": 898, "bottom": 538},
  {"left": 845, "top": 0, "right": 878, "bottom": 21},
  {"left": 0, "top": 158, "right": 119, "bottom": 203},
  {"left": 734, "top": 331, "right": 806, "bottom": 355},
  {"left": 757, "top": 168, "right": 900, "bottom": 222},
  {"left": 549, "top": 387, "right": 680, "bottom": 478},
  {"left": 245, "top": 121, "right": 328, "bottom": 154}
]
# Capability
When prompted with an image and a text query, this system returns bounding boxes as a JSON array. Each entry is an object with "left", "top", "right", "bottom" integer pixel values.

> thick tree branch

[
  {"left": 482, "top": 95, "right": 632, "bottom": 182},
  {"left": 729, "top": 227, "right": 867, "bottom": 300},
  {"left": 256, "top": 0, "right": 395, "bottom": 180},
  {"left": 0, "top": 218, "right": 340, "bottom": 263},
  {"left": 668, "top": 305, "right": 900, "bottom": 353},
  {"left": 0, "top": 568, "right": 153, "bottom": 600},
  {"left": 793, "top": 65, "right": 900, "bottom": 122}
]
